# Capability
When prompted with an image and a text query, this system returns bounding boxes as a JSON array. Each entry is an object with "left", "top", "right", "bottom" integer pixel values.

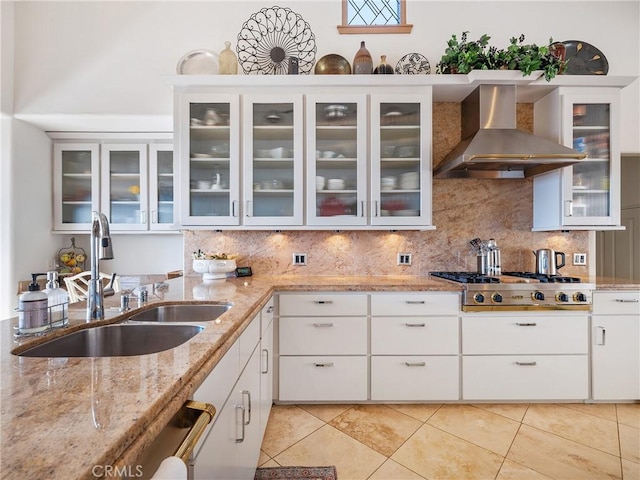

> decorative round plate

[
  {"left": 395, "top": 53, "right": 431, "bottom": 75},
  {"left": 315, "top": 54, "right": 351, "bottom": 74},
  {"left": 176, "top": 49, "right": 219, "bottom": 75},
  {"left": 555, "top": 40, "right": 609, "bottom": 75},
  {"left": 236, "top": 6, "right": 317, "bottom": 75}
]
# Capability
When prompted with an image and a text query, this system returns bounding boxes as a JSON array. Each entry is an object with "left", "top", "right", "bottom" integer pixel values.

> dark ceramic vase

[
  {"left": 373, "top": 55, "right": 394, "bottom": 74},
  {"left": 353, "top": 41, "right": 373, "bottom": 74}
]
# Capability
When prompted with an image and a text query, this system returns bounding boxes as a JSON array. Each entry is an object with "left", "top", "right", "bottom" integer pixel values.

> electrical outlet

[
  {"left": 293, "top": 253, "right": 307, "bottom": 266},
  {"left": 573, "top": 253, "right": 587, "bottom": 266},
  {"left": 397, "top": 253, "right": 412, "bottom": 266}
]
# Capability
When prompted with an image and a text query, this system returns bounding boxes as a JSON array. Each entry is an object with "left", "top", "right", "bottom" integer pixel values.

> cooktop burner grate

[
  {"left": 430, "top": 272, "right": 499, "bottom": 284},
  {"left": 502, "top": 272, "right": 582, "bottom": 283}
]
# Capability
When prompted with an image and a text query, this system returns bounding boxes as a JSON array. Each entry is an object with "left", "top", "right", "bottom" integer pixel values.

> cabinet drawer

[
  {"left": 371, "top": 356, "right": 459, "bottom": 401},
  {"left": 280, "top": 316, "right": 367, "bottom": 355},
  {"left": 371, "top": 317, "right": 458, "bottom": 355},
  {"left": 592, "top": 291, "right": 640, "bottom": 314},
  {"left": 279, "top": 293, "right": 368, "bottom": 317},
  {"left": 462, "top": 315, "right": 588, "bottom": 354},
  {"left": 279, "top": 356, "right": 368, "bottom": 401},
  {"left": 371, "top": 293, "right": 459, "bottom": 316},
  {"left": 462, "top": 355, "right": 588, "bottom": 400}
]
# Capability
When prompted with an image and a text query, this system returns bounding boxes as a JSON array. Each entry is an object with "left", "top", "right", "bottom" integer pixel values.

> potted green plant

[
  {"left": 437, "top": 32, "right": 565, "bottom": 81},
  {"left": 436, "top": 31, "right": 493, "bottom": 74}
]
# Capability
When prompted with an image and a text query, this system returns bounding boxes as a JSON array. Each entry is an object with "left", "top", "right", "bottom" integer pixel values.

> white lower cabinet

[
  {"left": 591, "top": 291, "right": 640, "bottom": 400},
  {"left": 191, "top": 300, "right": 273, "bottom": 480},
  {"left": 370, "top": 292, "right": 460, "bottom": 401},
  {"left": 461, "top": 314, "right": 589, "bottom": 401}
]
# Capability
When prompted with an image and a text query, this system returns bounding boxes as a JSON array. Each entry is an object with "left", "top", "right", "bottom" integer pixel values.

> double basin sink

[{"left": 15, "top": 303, "right": 232, "bottom": 358}]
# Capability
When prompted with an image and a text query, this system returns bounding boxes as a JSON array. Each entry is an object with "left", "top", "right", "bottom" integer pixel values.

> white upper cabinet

[
  {"left": 533, "top": 87, "right": 621, "bottom": 230},
  {"left": 306, "top": 94, "right": 368, "bottom": 226},
  {"left": 53, "top": 139, "right": 174, "bottom": 232},
  {"left": 178, "top": 94, "right": 240, "bottom": 226},
  {"left": 100, "top": 143, "right": 148, "bottom": 231},
  {"left": 53, "top": 143, "right": 100, "bottom": 231},
  {"left": 370, "top": 92, "right": 432, "bottom": 227},
  {"left": 243, "top": 95, "right": 304, "bottom": 226}
]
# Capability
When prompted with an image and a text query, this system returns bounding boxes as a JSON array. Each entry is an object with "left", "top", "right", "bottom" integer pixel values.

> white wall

[{"left": 11, "top": 1, "right": 640, "bottom": 151}]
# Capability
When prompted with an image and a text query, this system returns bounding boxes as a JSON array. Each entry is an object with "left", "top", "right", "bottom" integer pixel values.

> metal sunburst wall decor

[{"left": 236, "top": 6, "right": 317, "bottom": 75}]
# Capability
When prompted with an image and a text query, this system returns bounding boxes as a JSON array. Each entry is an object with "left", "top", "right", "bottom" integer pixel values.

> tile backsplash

[{"left": 184, "top": 103, "right": 590, "bottom": 277}]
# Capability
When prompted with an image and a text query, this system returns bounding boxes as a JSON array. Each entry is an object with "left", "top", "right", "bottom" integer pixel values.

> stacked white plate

[{"left": 400, "top": 172, "right": 419, "bottom": 189}]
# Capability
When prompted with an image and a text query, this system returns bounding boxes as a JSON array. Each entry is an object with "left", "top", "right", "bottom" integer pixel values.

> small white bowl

[{"left": 193, "top": 259, "right": 237, "bottom": 280}]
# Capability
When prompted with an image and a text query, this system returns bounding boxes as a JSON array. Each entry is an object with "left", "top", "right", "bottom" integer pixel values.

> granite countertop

[
  {"left": 0, "top": 274, "right": 456, "bottom": 480},
  {"left": 2, "top": 274, "right": 637, "bottom": 479}
]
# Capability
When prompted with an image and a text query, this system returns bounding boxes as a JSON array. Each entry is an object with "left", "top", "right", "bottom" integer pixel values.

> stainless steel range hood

[{"left": 433, "top": 85, "right": 587, "bottom": 179}]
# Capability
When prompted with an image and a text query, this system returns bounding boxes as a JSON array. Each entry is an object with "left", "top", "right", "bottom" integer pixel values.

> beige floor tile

[
  {"left": 261, "top": 405, "right": 325, "bottom": 458},
  {"left": 329, "top": 404, "right": 422, "bottom": 457},
  {"left": 619, "top": 423, "right": 640, "bottom": 464},
  {"left": 368, "top": 459, "right": 425, "bottom": 480},
  {"left": 298, "top": 404, "right": 353, "bottom": 423},
  {"left": 257, "top": 450, "right": 271, "bottom": 467},
  {"left": 622, "top": 459, "right": 639, "bottom": 480},
  {"left": 391, "top": 423, "right": 504, "bottom": 480},
  {"left": 563, "top": 403, "right": 618, "bottom": 422},
  {"left": 472, "top": 404, "right": 529, "bottom": 422},
  {"left": 496, "top": 459, "right": 553, "bottom": 480},
  {"left": 618, "top": 404, "right": 640, "bottom": 429},
  {"left": 523, "top": 404, "right": 620, "bottom": 456},
  {"left": 274, "top": 425, "right": 386, "bottom": 480},
  {"left": 507, "top": 424, "right": 622, "bottom": 480},
  {"left": 386, "top": 404, "right": 441, "bottom": 422},
  {"left": 258, "top": 459, "right": 280, "bottom": 468},
  {"left": 427, "top": 404, "right": 520, "bottom": 456}
]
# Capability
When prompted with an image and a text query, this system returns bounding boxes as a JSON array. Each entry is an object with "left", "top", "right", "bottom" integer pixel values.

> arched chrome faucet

[{"left": 87, "top": 212, "right": 115, "bottom": 321}]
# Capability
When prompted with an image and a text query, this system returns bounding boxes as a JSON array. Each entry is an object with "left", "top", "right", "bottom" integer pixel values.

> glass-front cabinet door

[
  {"left": 561, "top": 92, "right": 620, "bottom": 226},
  {"left": 148, "top": 143, "right": 175, "bottom": 230},
  {"left": 100, "top": 144, "right": 148, "bottom": 231},
  {"left": 243, "top": 95, "right": 303, "bottom": 226},
  {"left": 53, "top": 143, "right": 100, "bottom": 231},
  {"left": 306, "top": 95, "right": 367, "bottom": 226},
  {"left": 179, "top": 94, "right": 240, "bottom": 226},
  {"left": 370, "top": 93, "right": 432, "bottom": 226}
]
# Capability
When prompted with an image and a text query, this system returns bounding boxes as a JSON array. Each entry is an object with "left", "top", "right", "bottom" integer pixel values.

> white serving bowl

[{"left": 193, "top": 259, "right": 237, "bottom": 280}]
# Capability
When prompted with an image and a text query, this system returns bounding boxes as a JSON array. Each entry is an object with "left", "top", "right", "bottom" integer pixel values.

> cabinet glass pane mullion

[
  {"left": 571, "top": 103, "right": 611, "bottom": 218},
  {"left": 108, "top": 150, "right": 142, "bottom": 225},
  {"left": 189, "top": 102, "right": 231, "bottom": 217},
  {"left": 252, "top": 102, "right": 295, "bottom": 218}
]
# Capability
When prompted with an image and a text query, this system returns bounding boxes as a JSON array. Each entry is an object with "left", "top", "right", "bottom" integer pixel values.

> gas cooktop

[
  {"left": 430, "top": 271, "right": 582, "bottom": 284},
  {"left": 430, "top": 271, "right": 594, "bottom": 311}
]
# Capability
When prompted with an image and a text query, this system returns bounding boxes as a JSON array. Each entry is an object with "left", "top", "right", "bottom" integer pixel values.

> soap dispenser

[
  {"left": 18, "top": 273, "right": 49, "bottom": 335},
  {"left": 43, "top": 271, "right": 69, "bottom": 328}
]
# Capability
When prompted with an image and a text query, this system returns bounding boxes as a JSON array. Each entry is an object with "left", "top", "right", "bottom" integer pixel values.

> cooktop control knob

[
  {"left": 557, "top": 292, "right": 569, "bottom": 303},
  {"left": 574, "top": 292, "right": 587, "bottom": 302},
  {"left": 533, "top": 291, "right": 545, "bottom": 301},
  {"left": 491, "top": 293, "right": 503, "bottom": 303},
  {"left": 473, "top": 293, "right": 485, "bottom": 303}
]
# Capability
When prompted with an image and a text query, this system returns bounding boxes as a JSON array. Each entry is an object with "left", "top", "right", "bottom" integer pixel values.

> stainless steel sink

[
  {"left": 15, "top": 324, "right": 204, "bottom": 358},
  {"left": 127, "top": 303, "right": 232, "bottom": 323}
]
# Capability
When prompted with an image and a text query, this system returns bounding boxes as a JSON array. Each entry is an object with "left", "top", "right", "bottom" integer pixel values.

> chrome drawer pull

[
  {"left": 404, "top": 362, "right": 426, "bottom": 367},
  {"left": 615, "top": 299, "right": 639, "bottom": 303},
  {"left": 235, "top": 405, "right": 245, "bottom": 443},
  {"left": 241, "top": 390, "right": 251, "bottom": 425},
  {"left": 596, "top": 326, "right": 606, "bottom": 346},
  {"left": 313, "top": 300, "right": 334, "bottom": 305},
  {"left": 515, "top": 322, "right": 537, "bottom": 326},
  {"left": 515, "top": 361, "right": 537, "bottom": 366},
  {"left": 313, "top": 322, "right": 334, "bottom": 327},
  {"left": 314, "top": 362, "right": 334, "bottom": 368},
  {"left": 405, "top": 300, "right": 426, "bottom": 304},
  {"left": 405, "top": 323, "right": 426, "bottom": 327},
  {"left": 266, "top": 305, "right": 274, "bottom": 313}
]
